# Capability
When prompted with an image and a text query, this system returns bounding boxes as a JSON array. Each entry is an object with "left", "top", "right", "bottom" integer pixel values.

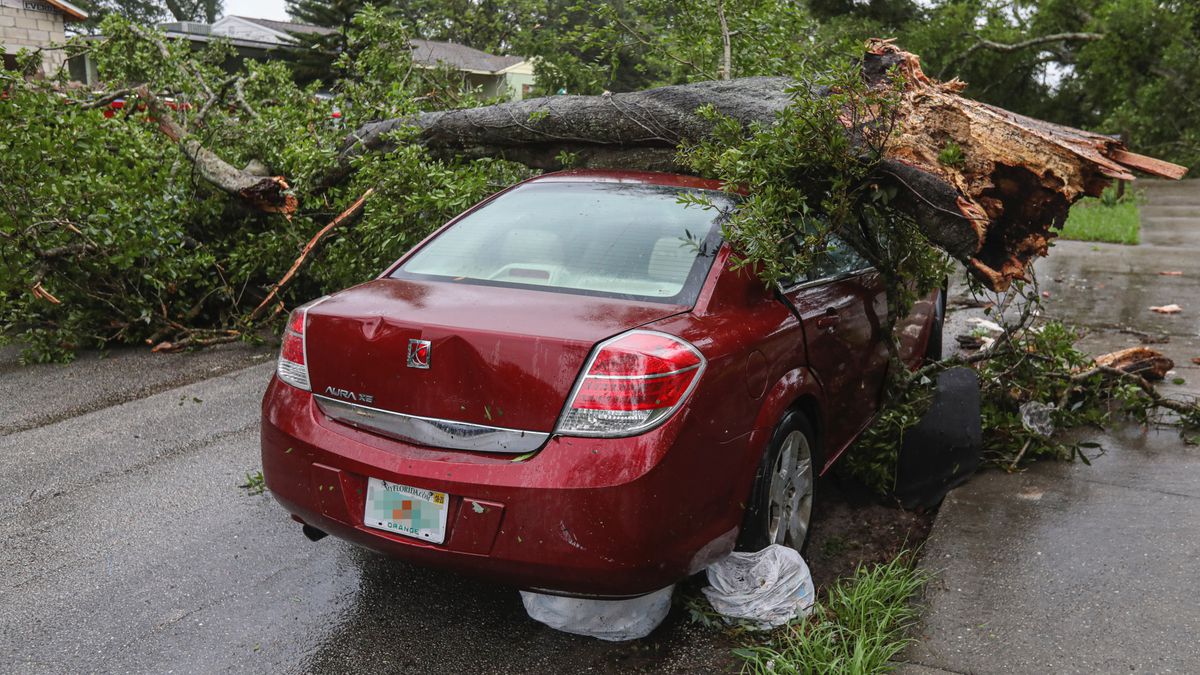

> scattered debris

[
  {"left": 30, "top": 281, "right": 62, "bottom": 305},
  {"left": 1019, "top": 401, "right": 1056, "bottom": 437},
  {"left": 1150, "top": 304, "right": 1183, "bottom": 314},
  {"left": 1093, "top": 347, "right": 1174, "bottom": 381},
  {"left": 1191, "top": 357, "right": 1200, "bottom": 366},
  {"left": 950, "top": 297, "right": 994, "bottom": 309},
  {"left": 702, "top": 545, "right": 815, "bottom": 630},
  {"left": 965, "top": 317, "right": 1004, "bottom": 334},
  {"left": 1119, "top": 327, "right": 1170, "bottom": 344},
  {"left": 956, "top": 334, "right": 988, "bottom": 350}
]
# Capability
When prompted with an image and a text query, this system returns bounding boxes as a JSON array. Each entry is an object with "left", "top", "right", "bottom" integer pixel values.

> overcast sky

[{"left": 224, "top": 0, "right": 290, "bottom": 21}]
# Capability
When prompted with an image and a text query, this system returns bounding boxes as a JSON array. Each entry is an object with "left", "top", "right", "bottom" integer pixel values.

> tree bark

[{"left": 335, "top": 75, "right": 793, "bottom": 174}]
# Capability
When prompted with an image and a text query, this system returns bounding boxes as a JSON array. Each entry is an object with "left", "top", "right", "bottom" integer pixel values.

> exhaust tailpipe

[{"left": 302, "top": 524, "right": 328, "bottom": 542}]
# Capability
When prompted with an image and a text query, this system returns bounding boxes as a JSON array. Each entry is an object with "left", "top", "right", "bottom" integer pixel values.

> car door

[{"left": 783, "top": 235, "right": 890, "bottom": 454}]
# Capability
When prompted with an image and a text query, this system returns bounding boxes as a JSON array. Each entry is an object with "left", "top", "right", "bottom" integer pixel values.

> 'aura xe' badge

[{"left": 407, "top": 338, "right": 431, "bottom": 369}]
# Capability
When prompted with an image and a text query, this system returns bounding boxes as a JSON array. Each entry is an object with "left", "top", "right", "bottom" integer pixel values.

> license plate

[{"left": 363, "top": 477, "right": 449, "bottom": 544}]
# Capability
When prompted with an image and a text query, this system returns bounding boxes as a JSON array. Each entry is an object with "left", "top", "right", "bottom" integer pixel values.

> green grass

[
  {"left": 1059, "top": 197, "right": 1140, "bottom": 244},
  {"left": 733, "top": 553, "right": 929, "bottom": 675},
  {"left": 240, "top": 470, "right": 266, "bottom": 495}
]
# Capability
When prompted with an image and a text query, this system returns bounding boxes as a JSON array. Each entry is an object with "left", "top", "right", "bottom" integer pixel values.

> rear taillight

[
  {"left": 277, "top": 297, "right": 327, "bottom": 390},
  {"left": 556, "top": 330, "right": 705, "bottom": 437}
]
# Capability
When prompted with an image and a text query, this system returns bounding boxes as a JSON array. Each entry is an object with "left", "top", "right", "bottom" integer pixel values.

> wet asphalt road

[{"left": 0, "top": 343, "right": 736, "bottom": 674}]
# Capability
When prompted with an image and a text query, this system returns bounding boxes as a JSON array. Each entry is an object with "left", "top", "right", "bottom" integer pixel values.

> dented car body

[{"left": 261, "top": 170, "right": 941, "bottom": 597}]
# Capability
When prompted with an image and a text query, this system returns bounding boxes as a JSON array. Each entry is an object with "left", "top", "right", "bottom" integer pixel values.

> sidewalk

[{"left": 900, "top": 180, "right": 1200, "bottom": 673}]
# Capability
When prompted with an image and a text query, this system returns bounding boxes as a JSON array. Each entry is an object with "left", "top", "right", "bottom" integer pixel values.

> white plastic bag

[
  {"left": 1019, "top": 400, "right": 1055, "bottom": 437},
  {"left": 520, "top": 585, "right": 674, "bottom": 641},
  {"left": 702, "top": 544, "right": 815, "bottom": 629}
]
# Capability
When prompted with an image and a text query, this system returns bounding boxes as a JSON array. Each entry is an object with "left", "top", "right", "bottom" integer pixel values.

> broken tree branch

[
  {"left": 246, "top": 187, "right": 375, "bottom": 322},
  {"left": 151, "top": 329, "right": 241, "bottom": 353},
  {"left": 861, "top": 40, "right": 1184, "bottom": 289},
  {"left": 966, "top": 32, "right": 1105, "bottom": 54},
  {"left": 80, "top": 86, "right": 138, "bottom": 110},
  {"left": 717, "top": 0, "right": 732, "bottom": 80},
  {"left": 233, "top": 77, "right": 261, "bottom": 121},
  {"left": 1069, "top": 365, "right": 1200, "bottom": 419},
  {"left": 135, "top": 86, "right": 296, "bottom": 215},
  {"left": 946, "top": 32, "right": 1106, "bottom": 76}
]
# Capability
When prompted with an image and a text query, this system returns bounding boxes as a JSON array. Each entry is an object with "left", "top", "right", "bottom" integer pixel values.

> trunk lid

[{"left": 304, "top": 278, "right": 687, "bottom": 436}]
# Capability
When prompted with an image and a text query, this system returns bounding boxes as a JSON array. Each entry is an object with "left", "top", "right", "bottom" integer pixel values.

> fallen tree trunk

[
  {"left": 154, "top": 40, "right": 1183, "bottom": 291},
  {"left": 332, "top": 41, "right": 1185, "bottom": 291}
]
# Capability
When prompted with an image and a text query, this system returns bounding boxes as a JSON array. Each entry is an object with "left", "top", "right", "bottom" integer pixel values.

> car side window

[
  {"left": 808, "top": 234, "right": 870, "bottom": 280},
  {"left": 778, "top": 214, "right": 872, "bottom": 287}
]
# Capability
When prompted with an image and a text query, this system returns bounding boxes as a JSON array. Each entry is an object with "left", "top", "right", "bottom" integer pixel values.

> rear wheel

[{"left": 737, "top": 410, "right": 818, "bottom": 552}]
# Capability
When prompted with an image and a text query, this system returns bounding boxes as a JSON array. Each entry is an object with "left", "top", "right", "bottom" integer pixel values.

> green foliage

[
  {"left": 0, "top": 12, "right": 527, "bottom": 361},
  {"left": 240, "top": 469, "right": 266, "bottom": 495},
  {"left": 518, "top": 0, "right": 827, "bottom": 95},
  {"left": 284, "top": 0, "right": 386, "bottom": 82},
  {"left": 286, "top": 0, "right": 541, "bottom": 82},
  {"left": 734, "top": 553, "right": 929, "bottom": 674},
  {"left": 936, "top": 141, "right": 964, "bottom": 168},
  {"left": 162, "top": 0, "right": 221, "bottom": 22},
  {"left": 680, "top": 57, "right": 949, "bottom": 338}
]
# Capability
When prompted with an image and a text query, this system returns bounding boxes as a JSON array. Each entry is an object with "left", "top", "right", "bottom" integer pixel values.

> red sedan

[{"left": 261, "top": 170, "right": 942, "bottom": 598}]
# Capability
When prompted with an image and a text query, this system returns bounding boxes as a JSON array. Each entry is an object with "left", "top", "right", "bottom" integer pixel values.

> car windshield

[{"left": 394, "top": 181, "right": 730, "bottom": 303}]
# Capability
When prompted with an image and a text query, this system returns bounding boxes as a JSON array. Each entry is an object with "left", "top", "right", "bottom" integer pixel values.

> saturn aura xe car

[{"left": 260, "top": 169, "right": 943, "bottom": 598}]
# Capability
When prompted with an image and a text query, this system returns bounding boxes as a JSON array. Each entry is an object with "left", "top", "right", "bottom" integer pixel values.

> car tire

[
  {"left": 924, "top": 286, "right": 947, "bottom": 364},
  {"left": 737, "top": 409, "right": 820, "bottom": 553}
]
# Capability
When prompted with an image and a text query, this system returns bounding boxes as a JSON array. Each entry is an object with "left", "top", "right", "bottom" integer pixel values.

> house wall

[
  {"left": 0, "top": 0, "right": 67, "bottom": 75},
  {"left": 463, "top": 70, "right": 536, "bottom": 102},
  {"left": 464, "top": 72, "right": 505, "bottom": 100},
  {"left": 503, "top": 71, "right": 536, "bottom": 101}
]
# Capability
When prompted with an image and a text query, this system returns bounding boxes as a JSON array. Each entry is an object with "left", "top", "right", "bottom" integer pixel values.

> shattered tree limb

[
  {"left": 135, "top": 86, "right": 297, "bottom": 216},
  {"left": 865, "top": 40, "right": 1185, "bottom": 288},
  {"left": 247, "top": 187, "right": 375, "bottom": 322},
  {"left": 334, "top": 41, "right": 1185, "bottom": 291}
]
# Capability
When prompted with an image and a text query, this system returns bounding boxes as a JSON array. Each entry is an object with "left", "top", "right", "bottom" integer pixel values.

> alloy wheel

[{"left": 765, "top": 429, "right": 814, "bottom": 548}]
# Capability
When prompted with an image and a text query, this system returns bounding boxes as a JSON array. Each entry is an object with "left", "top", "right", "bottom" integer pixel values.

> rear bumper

[{"left": 260, "top": 376, "right": 751, "bottom": 597}]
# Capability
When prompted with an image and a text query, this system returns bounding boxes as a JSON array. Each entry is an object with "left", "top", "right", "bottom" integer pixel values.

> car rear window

[{"left": 393, "top": 181, "right": 730, "bottom": 304}]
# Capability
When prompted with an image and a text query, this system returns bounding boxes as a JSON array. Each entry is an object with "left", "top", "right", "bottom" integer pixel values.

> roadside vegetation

[
  {"left": 682, "top": 552, "right": 929, "bottom": 674},
  {"left": 240, "top": 470, "right": 267, "bottom": 495},
  {"left": 734, "top": 555, "right": 928, "bottom": 674},
  {"left": 0, "top": 11, "right": 530, "bottom": 361},
  {"left": 1059, "top": 187, "right": 1141, "bottom": 245}
]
